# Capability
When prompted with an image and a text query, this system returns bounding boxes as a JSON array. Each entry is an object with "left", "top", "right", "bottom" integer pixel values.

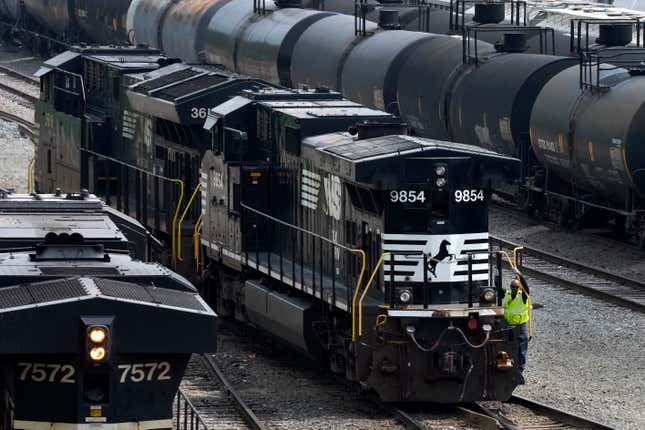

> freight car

[
  {"left": 0, "top": 192, "right": 217, "bottom": 430},
  {"left": 121, "top": 0, "right": 645, "bottom": 241},
  {"left": 197, "top": 86, "right": 521, "bottom": 402}
]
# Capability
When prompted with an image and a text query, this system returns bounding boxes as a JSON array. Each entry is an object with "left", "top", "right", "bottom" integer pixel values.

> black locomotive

[
  {"left": 31, "top": 42, "right": 526, "bottom": 402},
  {"left": 0, "top": 191, "right": 217, "bottom": 429},
  {"left": 198, "top": 87, "right": 521, "bottom": 402}
]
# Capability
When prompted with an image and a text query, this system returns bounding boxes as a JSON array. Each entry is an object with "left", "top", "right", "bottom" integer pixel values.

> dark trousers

[{"left": 517, "top": 322, "right": 529, "bottom": 372}]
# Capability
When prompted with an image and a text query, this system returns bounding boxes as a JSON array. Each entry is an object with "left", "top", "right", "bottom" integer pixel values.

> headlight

[
  {"left": 399, "top": 289, "right": 413, "bottom": 303},
  {"left": 89, "top": 346, "right": 106, "bottom": 361},
  {"left": 480, "top": 288, "right": 496, "bottom": 304},
  {"left": 436, "top": 177, "right": 447, "bottom": 187},
  {"left": 435, "top": 165, "right": 446, "bottom": 176},
  {"left": 89, "top": 328, "right": 107, "bottom": 344}
]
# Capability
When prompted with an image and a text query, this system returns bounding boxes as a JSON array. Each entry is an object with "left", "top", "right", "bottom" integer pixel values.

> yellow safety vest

[{"left": 503, "top": 290, "right": 530, "bottom": 325}]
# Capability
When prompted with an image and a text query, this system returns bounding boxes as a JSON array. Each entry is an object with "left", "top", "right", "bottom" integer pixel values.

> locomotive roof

[
  {"left": 306, "top": 133, "right": 516, "bottom": 161},
  {"left": 0, "top": 192, "right": 149, "bottom": 247},
  {"left": 0, "top": 213, "right": 126, "bottom": 242},
  {"left": 302, "top": 133, "right": 518, "bottom": 184},
  {"left": 0, "top": 276, "right": 211, "bottom": 315},
  {"left": 36, "top": 46, "right": 167, "bottom": 77},
  {"left": 0, "top": 251, "right": 195, "bottom": 292},
  {"left": 128, "top": 63, "right": 270, "bottom": 124},
  {"left": 209, "top": 93, "right": 393, "bottom": 123}
]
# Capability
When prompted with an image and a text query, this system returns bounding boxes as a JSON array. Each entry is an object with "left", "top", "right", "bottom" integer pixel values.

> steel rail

[
  {"left": 0, "top": 64, "right": 39, "bottom": 103},
  {"left": 200, "top": 353, "right": 269, "bottom": 430},
  {"left": 0, "top": 63, "right": 39, "bottom": 85},
  {"left": 492, "top": 235, "right": 645, "bottom": 312},
  {"left": 466, "top": 395, "right": 616, "bottom": 430},
  {"left": 0, "top": 110, "right": 35, "bottom": 138}
]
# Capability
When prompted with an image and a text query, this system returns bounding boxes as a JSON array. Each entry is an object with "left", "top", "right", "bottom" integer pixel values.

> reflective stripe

[
  {"left": 13, "top": 419, "right": 172, "bottom": 430},
  {"left": 502, "top": 290, "right": 529, "bottom": 325}
]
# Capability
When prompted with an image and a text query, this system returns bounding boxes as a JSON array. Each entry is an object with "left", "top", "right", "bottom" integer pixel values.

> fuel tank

[
  {"left": 235, "top": 8, "right": 332, "bottom": 85},
  {"left": 530, "top": 65, "right": 645, "bottom": 202},
  {"left": 203, "top": 0, "right": 266, "bottom": 69},
  {"left": 290, "top": 13, "right": 377, "bottom": 90},
  {"left": 0, "top": 0, "right": 20, "bottom": 20},
  {"left": 340, "top": 30, "right": 435, "bottom": 112},
  {"left": 74, "top": 0, "right": 131, "bottom": 43},
  {"left": 448, "top": 53, "right": 575, "bottom": 155},
  {"left": 160, "top": 0, "right": 227, "bottom": 62},
  {"left": 23, "top": 0, "right": 71, "bottom": 34},
  {"left": 126, "top": 0, "right": 175, "bottom": 47},
  {"left": 396, "top": 36, "right": 494, "bottom": 139}
]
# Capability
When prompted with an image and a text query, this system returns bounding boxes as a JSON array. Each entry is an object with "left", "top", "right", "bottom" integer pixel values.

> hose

[{"left": 407, "top": 323, "right": 491, "bottom": 352}]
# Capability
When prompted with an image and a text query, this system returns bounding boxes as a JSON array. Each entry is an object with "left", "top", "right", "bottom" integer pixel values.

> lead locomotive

[{"left": 198, "top": 88, "right": 522, "bottom": 402}]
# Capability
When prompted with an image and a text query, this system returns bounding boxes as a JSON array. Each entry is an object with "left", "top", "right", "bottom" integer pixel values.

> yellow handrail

[
  {"left": 193, "top": 214, "right": 204, "bottom": 273},
  {"left": 358, "top": 252, "right": 390, "bottom": 337},
  {"left": 350, "top": 249, "right": 367, "bottom": 342},
  {"left": 177, "top": 183, "right": 201, "bottom": 262},
  {"left": 170, "top": 179, "right": 185, "bottom": 267},
  {"left": 27, "top": 156, "right": 35, "bottom": 193}
]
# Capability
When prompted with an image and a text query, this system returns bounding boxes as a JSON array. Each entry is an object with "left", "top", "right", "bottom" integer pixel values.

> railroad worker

[{"left": 503, "top": 268, "right": 531, "bottom": 377}]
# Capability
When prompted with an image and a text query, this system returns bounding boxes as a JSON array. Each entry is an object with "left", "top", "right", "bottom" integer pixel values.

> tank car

[
  {"left": 0, "top": 193, "right": 217, "bottom": 430},
  {"left": 197, "top": 86, "right": 522, "bottom": 402}
]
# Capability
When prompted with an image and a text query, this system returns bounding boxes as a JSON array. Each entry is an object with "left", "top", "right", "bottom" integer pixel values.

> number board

[
  {"left": 454, "top": 189, "right": 485, "bottom": 203},
  {"left": 388, "top": 190, "right": 429, "bottom": 206}
]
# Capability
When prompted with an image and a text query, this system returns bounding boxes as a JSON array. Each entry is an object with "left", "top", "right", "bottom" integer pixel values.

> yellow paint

[
  {"left": 587, "top": 141, "right": 595, "bottom": 161},
  {"left": 350, "top": 249, "right": 367, "bottom": 342},
  {"left": 482, "top": 112, "right": 487, "bottom": 128},
  {"left": 623, "top": 148, "right": 634, "bottom": 185},
  {"left": 558, "top": 134, "right": 564, "bottom": 154}
]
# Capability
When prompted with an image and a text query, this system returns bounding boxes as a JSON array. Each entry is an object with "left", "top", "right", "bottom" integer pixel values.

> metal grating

[
  {"left": 0, "top": 285, "right": 34, "bottom": 309},
  {"left": 94, "top": 278, "right": 154, "bottom": 303},
  {"left": 147, "top": 287, "right": 206, "bottom": 311},
  {"left": 325, "top": 136, "right": 422, "bottom": 161},
  {"left": 155, "top": 74, "right": 230, "bottom": 101},
  {"left": 27, "top": 278, "right": 86, "bottom": 303},
  {"left": 135, "top": 68, "right": 201, "bottom": 93},
  {"left": 39, "top": 267, "right": 121, "bottom": 276}
]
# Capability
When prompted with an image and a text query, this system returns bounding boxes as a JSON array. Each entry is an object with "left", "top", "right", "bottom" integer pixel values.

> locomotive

[
  {"left": 30, "top": 43, "right": 526, "bottom": 402},
  {"left": 198, "top": 87, "right": 521, "bottom": 402},
  {"left": 0, "top": 191, "right": 217, "bottom": 429}
]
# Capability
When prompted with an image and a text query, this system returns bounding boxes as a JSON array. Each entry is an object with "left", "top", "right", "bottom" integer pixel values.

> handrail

[
  {"left": 358, "top": 252, "right": 390, "bottom": 337},
  {"left": 350, "top": 249, "right": 367, "bottom": 342},
  {"left": 79, "top": 147, "right": 186, "bottom": 266},
  {"left": 27, "top": 157, "right": 35, "bottom": 193},
  {"left": 240, "top": 202, "right": 356, "bottom": 252},
  {"left": 193, "top": 214, "right": 204, "bottom": 273},
  {"left": 170, "top": 179, "right": 184, "bottom": 267},
  {"left": 177, "top": 183, "right": 201, "bottom": 262}
]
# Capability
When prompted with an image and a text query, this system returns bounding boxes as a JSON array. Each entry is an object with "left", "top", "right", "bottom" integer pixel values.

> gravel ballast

[{"left": 491, "top": 206, "right": 645, "bottom": 430}]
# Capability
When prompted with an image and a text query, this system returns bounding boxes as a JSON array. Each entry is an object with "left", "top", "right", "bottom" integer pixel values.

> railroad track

[
  {"left": 473, "top": 395, "right": 615, "bottom": 430},
  {"left": 0, "top": 110, "right": 35, "bottom": 138},
  {"left": 176, "top": 353, "right": 265, "bottom": 430},
  {"left": 492, "top": 236, "right": 645, "bottom": 313},
  {"left": 0, "top": 63, "right": 39, "bottom": 103}
]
